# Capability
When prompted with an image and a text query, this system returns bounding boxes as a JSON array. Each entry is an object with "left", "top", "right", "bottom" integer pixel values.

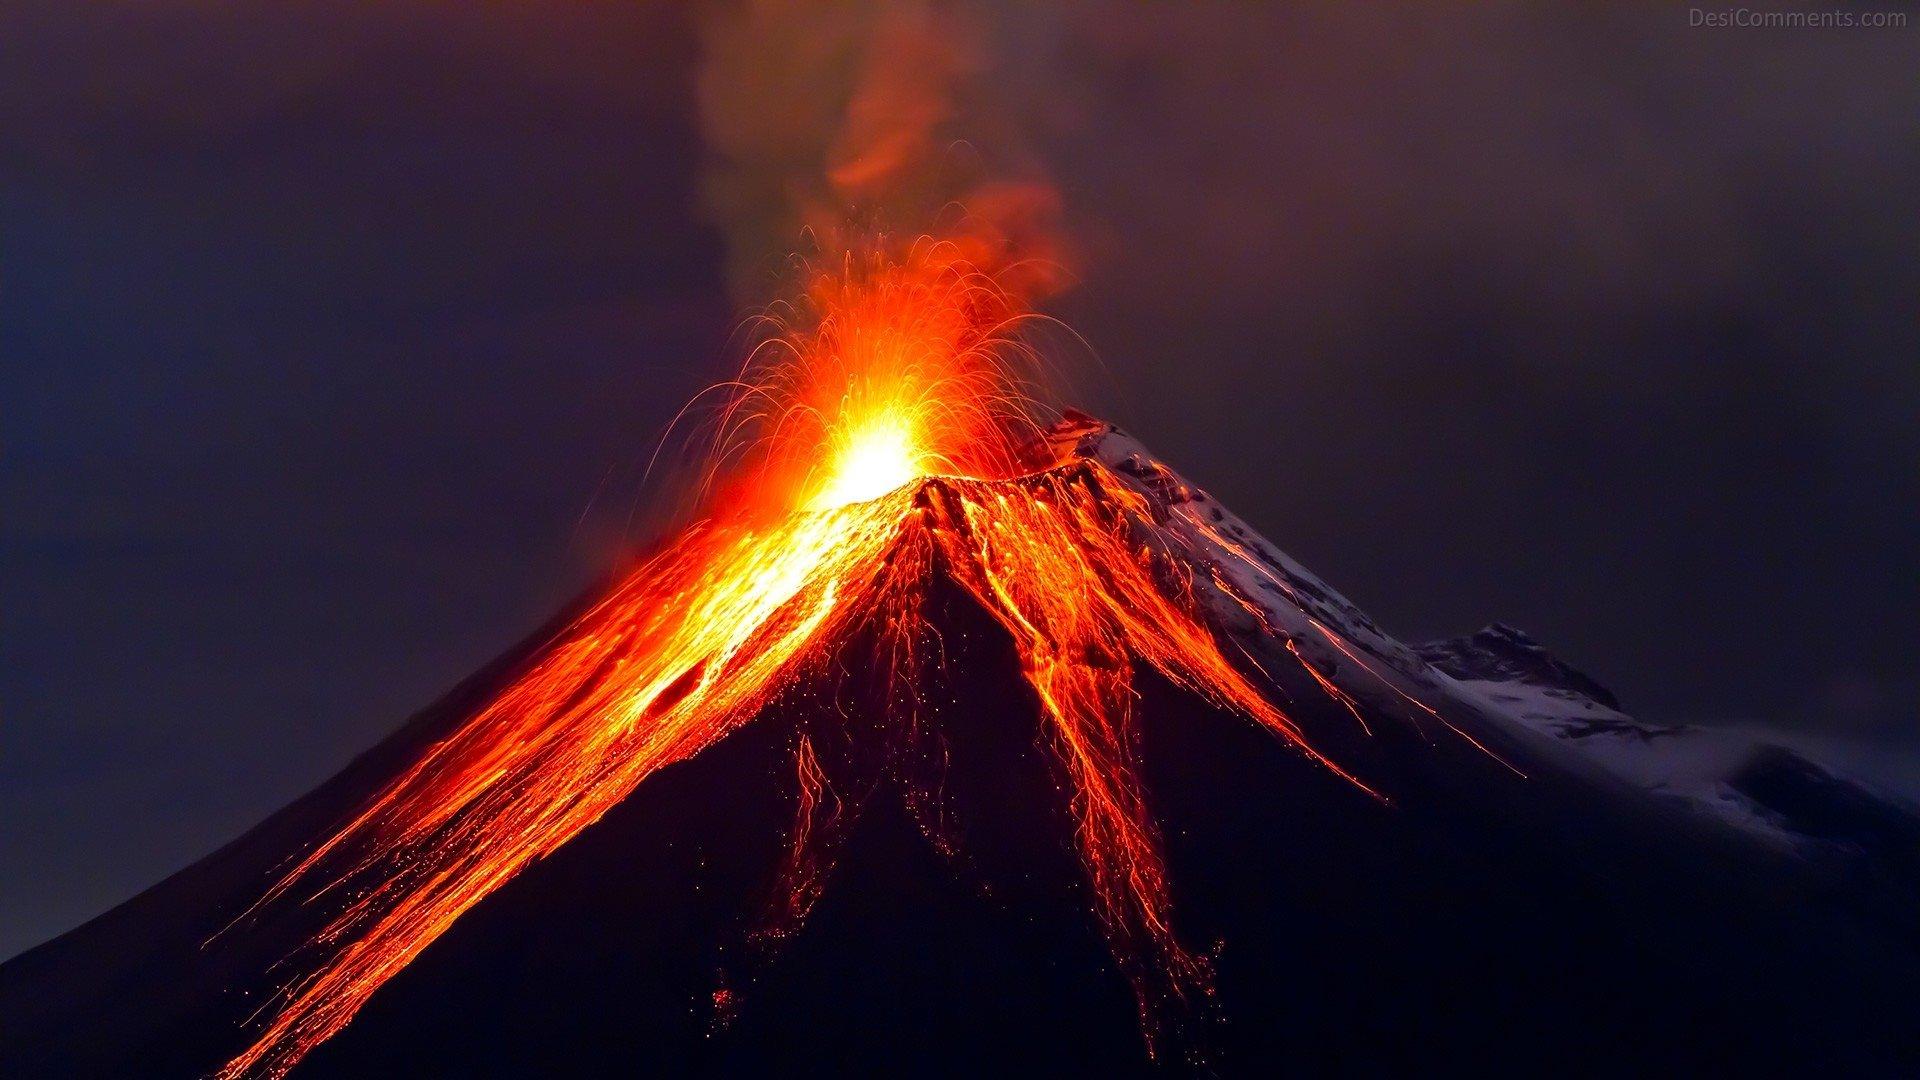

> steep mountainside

[{"left": 5, "top": 421, "right": 1917, "bottom": 1077}]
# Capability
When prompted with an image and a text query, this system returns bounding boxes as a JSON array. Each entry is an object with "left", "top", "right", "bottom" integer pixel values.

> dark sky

[{"left": 3, "top": 3, "right": 1915, "bottom": 960}]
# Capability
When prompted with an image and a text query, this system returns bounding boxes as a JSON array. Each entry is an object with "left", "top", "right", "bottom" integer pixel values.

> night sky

[{"left": 3, "top": 4, "right": 1915, "bottom": 960}]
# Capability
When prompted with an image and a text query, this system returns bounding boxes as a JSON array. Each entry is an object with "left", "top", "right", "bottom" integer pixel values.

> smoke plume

[{"left": 694, "top": 0, "right": 1065, "bottom": 301}]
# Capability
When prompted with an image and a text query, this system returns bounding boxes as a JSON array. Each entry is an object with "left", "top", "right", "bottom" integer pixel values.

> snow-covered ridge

[
  {"left": 1420, "top": 624, "right": 1920, "bottom": 855},
  {"left": 1067, "top": 420, "right": 1429, "bottom": 676},
  {"left": 1066, "top": 418, "right": 1920, "bottom": 857}
]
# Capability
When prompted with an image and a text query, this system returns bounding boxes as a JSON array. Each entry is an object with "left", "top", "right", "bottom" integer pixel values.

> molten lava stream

[
  {"left": 220, "top": 247, "right": 1370, "bottom": 1079},
  {"left": 220, "top": 490, "right": 924, "bottom": 1080}
]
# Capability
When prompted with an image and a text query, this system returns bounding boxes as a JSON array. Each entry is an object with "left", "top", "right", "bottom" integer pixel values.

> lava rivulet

[{"left": 220, "top": 247, "right": 1377, "bottom": 1079}]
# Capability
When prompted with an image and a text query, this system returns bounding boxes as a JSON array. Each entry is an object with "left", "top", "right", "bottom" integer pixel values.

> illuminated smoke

[{"left": 693, "top": 0, "right": 1065, "bottom": 302}]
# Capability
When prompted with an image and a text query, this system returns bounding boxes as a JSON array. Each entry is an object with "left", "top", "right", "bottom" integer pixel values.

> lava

[{"left": 219, "top": 242, "right": 1374, "bottom": 1079}]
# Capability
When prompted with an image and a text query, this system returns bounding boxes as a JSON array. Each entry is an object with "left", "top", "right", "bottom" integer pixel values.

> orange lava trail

[
  {"left": 1304, "top": 616, "right": 1527, "bottom": 778},
  {"left": 1182, "top": 512, "right": 1514, "bottom": 769},
  {"left": 757, "top": 732, "right": 847, "bottom": 950},
  {"left": 923, "top": 470, "right": 1375, "bottom": 1051},
  {"left": 221, "top": 491, "right": 922, "bottom": 1080},
  {"left": 1286, "top": 639, "right": 1375, "bottom": 737},
  {"left": 220, "top": 244, "right": 1373, "bottom": 1078}
]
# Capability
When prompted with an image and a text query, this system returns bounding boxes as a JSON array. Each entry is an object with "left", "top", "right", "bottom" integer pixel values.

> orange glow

[
  {"left": 218, "top": 241, "right": 1377, "bottom": 1079},
  {"left": 807, "top": 412, "right": 921, "bottom": 508},
  {"left": 709, "top": 240, "right": 1050, "bottom": 520}
]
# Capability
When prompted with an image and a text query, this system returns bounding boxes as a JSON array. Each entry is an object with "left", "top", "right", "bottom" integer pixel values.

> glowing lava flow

[{"left": 219, "top": 245, "right": 1369, "bottom": 1078}]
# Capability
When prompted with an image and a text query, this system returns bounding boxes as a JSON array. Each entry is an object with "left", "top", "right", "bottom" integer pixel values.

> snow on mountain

[
  {"left": 7, "top": 414, "right": 1919, "bottom": 1078},
  {"left": 1420, "top": 624, "right": 1797, "bottom": 840},
  {"left": 1419, "top": 624, "right": 1920, "bottom": 858},
  {"left": 1068, "top": 418, "right": 1920, "bottom": 857},
  {"left": 1065, "top": 418, "right": 1432, "bottom": 677}
]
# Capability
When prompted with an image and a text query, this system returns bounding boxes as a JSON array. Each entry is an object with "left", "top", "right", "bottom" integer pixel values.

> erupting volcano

[
  {"left": 9, "top": 227, "right": 1920, "bottom": 1078},
  {"left": 3, "top": 222, "right": 1920, "bottom": 1068},
  {"left": 211, "top": 238, "right": 1420, "bottom": 1078},
  {"left": 9, "top": 4, "right": 1919, "bottom": 1075}
]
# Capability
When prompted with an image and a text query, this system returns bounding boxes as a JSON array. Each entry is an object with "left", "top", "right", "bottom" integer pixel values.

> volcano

[{"left": 4, "top": 414, "right": 1918, "bottom": 1078}]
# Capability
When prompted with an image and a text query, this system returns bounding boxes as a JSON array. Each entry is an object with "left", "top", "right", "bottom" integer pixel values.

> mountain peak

[
  {"left": 1417, "top": 623, "right": 1624, "bottom": 712},
  {"left": 6, "top": 424, "right": 1920, "bottom": 1078}
]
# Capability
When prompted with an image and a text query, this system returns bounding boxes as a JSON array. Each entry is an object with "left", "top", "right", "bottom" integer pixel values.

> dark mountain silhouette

[{"left": 5, "top": 423, "right": 1917, "bottom": 1077}]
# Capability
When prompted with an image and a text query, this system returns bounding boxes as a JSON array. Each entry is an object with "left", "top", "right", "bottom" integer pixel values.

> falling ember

[{"left": 217, "top": 239, "right": 1387, "bottom": 1079}]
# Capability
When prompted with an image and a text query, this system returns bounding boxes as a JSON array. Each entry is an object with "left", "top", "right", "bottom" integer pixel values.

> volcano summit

[
  {"left": 4, "top": 235, "right": 1918, "bottom": 1079},
  {"left": 4, "top": 411, "right": 1919, "bottom": 1078}
]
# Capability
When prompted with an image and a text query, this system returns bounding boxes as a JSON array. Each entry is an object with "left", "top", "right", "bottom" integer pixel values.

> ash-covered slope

[{"left": 5, "top": 420, "right": 1919, "bottom": 1077}]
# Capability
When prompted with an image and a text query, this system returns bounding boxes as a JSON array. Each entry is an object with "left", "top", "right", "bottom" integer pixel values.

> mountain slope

[
  {"left": 5, "top": 420, "right": 1918, "bottom": 1077},
  {"left": 1421, "top": 623, "right": 1920, "bottom": 856}
]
